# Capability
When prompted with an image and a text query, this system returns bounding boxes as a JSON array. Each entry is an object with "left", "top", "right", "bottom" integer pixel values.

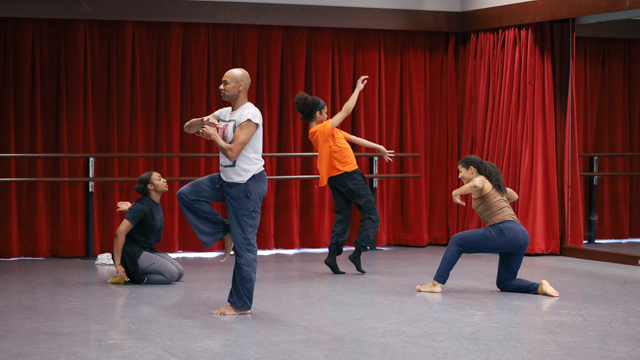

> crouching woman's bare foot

[
  {"left": 212, "top": 305, "right": 250, "bottom": 315},
  {"left": 416, "top": 280, "right": 442, "bottom": 293},
  {"left": 221, "top": 233, "right": 233, "bottom": 262},
  {"left": 537, "top": 280, "right": 559, "bottom": 297}
]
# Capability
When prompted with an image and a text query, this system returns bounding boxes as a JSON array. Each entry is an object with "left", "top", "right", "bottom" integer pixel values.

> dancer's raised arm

[{"left": 331, "top": 75, "right": 368, "bottom": 128}]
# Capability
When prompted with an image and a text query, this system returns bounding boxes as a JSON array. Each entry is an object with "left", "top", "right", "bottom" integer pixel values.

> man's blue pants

[{"left": 177, "top": 171, "right": 267, "bottom": 310}]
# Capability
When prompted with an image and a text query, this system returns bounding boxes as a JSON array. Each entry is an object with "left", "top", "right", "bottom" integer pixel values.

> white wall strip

[{"left": 185, "top": 0, "right": 539, "bottom": 12}]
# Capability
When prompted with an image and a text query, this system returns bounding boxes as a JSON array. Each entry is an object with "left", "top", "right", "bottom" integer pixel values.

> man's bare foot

[
  {"left": 212, "top": 305, "right": 250, "bottom": 315},
  {"left": 537, "top": 280, "right": 559, "bottom": 297},
  {"left": 221, "top": 233, "right": 233, "bottom": 262},
  {"left": 416, "top": 280, "right": 442, "bottom": 293}
]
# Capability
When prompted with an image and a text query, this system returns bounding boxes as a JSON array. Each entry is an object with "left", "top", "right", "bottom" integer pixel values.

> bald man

[{"left": 178, "top": 68, "right": 267, "bottom": 315}]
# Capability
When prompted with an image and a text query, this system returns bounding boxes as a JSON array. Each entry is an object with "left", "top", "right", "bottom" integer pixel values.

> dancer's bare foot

[
  {"left": 416, "top": 280, "right": 442, "bottom": 293},
  {"left": 537, "top": 280, "right": 559, "bottom": 297},
  {"left": 221, "top": 233, "right": 233, "bottom": 262},
  {"left": 212, "top": 305, "right": 250, "bottom": 315}
]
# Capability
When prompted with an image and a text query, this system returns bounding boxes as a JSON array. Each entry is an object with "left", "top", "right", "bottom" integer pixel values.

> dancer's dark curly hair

[
  {"left": 134, "top": 171, "right": 155, "bottom": 196},
  {"left": 294, "top": 92, "right": 326, "bottom": 121},
  {"left": 458, "top": 155, "right": 507, "bottom": 196}
]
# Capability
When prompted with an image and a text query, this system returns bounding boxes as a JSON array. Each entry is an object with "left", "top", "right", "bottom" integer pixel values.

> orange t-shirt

[{"left": 309, "top": 120, "right": 359, "bottom": 187}]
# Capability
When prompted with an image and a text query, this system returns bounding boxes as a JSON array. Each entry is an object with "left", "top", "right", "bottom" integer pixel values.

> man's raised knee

[{"left": 176, "top": 187, "right": 188, "bottom": 204}]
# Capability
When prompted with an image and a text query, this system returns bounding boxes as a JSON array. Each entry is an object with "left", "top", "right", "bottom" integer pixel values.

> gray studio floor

[{"left": 1, "top": 246, "right": 639, "bottom": 360}]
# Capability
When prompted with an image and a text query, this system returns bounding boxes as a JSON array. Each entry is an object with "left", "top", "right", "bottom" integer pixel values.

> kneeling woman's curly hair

[{"left": 294, "top": 92, "right": 326, "bottom": 121}]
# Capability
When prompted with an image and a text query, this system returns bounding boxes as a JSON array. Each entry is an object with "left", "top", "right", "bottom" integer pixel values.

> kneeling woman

[
  {"left": 417, "top": 156, "right": 559, "bottom": 297},
  {"left": 112, "top": 172, "right": 184, "bottom": 284}
]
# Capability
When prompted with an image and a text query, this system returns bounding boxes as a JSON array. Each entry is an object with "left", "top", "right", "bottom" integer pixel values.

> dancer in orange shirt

[{"left": 295, "top": 76, "right": 393, "bottom": 274}]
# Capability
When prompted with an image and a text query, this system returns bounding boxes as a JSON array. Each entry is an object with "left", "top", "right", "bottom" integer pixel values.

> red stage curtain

[
  {"left": 574, "top": 37, "right": 640, "bottom": 240},
  {"left": 0, "top": 18, "right": 569, "bottom": 257},
  {"left": 456, "top": 23, "right": 561, "bottom": 254}
]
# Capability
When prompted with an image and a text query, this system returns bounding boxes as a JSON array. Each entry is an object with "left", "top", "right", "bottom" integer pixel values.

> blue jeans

[
  {"left": 177, "top": 171, "right": 267, "bottom": 310},
  {"left": 434, "top": 221, "right": 539, "bottom": 294}
]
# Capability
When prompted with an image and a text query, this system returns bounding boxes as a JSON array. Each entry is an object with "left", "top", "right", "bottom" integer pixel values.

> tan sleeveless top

[{"left": 471, "top": 188, "right": 519, "bottom": 226}]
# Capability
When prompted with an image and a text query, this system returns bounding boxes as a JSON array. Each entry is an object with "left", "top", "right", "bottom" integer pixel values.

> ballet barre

[
  {"left": 578, "top": 153, "right": 640, "bottom": 244},
  {"left": 0, "top": 153, "right": 421, "bottom": 257}
]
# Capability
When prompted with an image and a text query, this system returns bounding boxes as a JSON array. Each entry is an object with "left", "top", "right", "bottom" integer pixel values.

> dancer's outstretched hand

[
  {"left": 116, "top": 201, "right": 132, "bottom": 212},
  {"left": 356, "top": 75, "right": 368, "bottom": 91},
  {"left": 380, "top": 148, "right": 394, "bottom": 162},
  {"left": 452, "top": 194, "right": 466, "bottom": 206}
]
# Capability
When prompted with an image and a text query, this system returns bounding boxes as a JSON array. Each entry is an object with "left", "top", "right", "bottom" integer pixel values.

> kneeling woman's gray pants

[{"left": 138, "top": 252, "right": 184, "bottom": 284}]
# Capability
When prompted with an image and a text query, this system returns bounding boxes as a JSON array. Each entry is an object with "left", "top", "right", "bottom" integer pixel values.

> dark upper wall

[{"left": 1, "top": 0, "right": 640, "bottom": 32}]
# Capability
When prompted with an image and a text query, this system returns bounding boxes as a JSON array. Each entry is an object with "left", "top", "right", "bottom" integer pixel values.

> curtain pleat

[{"left": 457, "top": 23, "right": 561, "bottom": 254}]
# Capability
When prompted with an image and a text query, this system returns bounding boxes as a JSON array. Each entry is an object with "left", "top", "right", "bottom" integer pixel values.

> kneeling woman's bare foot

[
  {"left": 416, "top": 280, "right": 442, "bottom": 293},
  {"left": 537, "top": 280, "right": 559, "bottom": 297},
  {"left": 212, "top": 305, "right": 250, "bottom": 315},
  {"left": 221, "top": 233, "right": 233, "bottom": 262}
]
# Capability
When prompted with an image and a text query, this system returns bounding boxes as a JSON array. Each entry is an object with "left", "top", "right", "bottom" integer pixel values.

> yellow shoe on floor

[{"left": 107, "top": 275, "right": 126, "bottom": 284}]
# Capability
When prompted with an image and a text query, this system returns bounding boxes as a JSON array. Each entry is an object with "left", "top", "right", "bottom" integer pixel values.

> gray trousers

[{"left": 138, "top": 252, "right": 184, "bottom": 284}]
